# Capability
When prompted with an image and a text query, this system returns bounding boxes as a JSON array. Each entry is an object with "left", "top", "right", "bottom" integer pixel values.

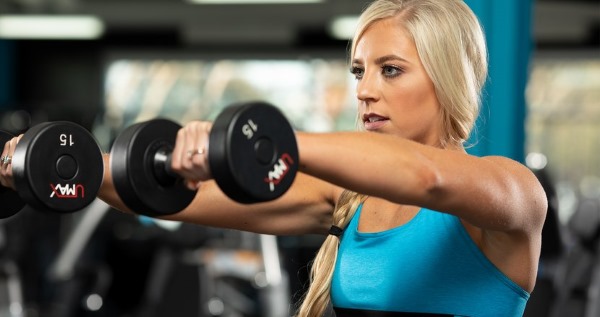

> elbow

[{"left": 418, "top": 161, "right": 444, "bottom": 201}]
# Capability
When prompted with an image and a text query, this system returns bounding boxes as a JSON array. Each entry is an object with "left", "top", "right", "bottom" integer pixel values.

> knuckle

[
  {"left": 191, "top": 160, "right": 204, "bottom": 170},
  {"left": 181, "top": 160, "right": 193, "bottom": 170},
  {"left": 185, "top": 123, "right": 197, "bottom": 132}
]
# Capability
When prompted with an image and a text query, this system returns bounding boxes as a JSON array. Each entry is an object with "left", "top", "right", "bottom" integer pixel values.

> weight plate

[
  {"left": 209, "top": 102, "right": 298, "bottom": 203},
  {"left": 110, "top": 119, "right": 196, "bottom": 216},
  {"left": 12, "top": 122, "right": 104, "bottom": 213},
  {"left": 0, "top": 130, "right": 25, "bottom": 218}
]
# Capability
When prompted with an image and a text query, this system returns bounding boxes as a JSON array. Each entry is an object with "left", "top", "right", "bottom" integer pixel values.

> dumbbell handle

[
  {"left": 153, "top": 143, "right": 212, "bottom": 188},
  {"left": 153, "top": 148, "right": 179, "bottom": 187}
]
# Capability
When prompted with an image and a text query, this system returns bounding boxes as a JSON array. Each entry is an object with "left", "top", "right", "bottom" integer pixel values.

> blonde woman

[{"left": 1, "top": 0, "right": 547, "bottom": 316}]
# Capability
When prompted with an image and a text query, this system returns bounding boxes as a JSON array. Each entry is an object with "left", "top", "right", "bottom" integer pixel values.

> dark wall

[{"left": 12, "top": 40, "right": 104, "bottom": 130}]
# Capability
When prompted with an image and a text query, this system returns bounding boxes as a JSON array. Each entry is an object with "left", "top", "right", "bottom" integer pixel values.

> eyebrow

[{"left": 352, "top": 54, "right": 410, "bottom": 65}]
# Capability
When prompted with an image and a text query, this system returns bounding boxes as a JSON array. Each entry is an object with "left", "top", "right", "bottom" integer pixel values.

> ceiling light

[
  {"left": 0, "top": 15, "right": 105, "bottom": 40},
  {"left": 188, "top": 0, "right": 322, "bottom": 4},
  {"left": 329, "top": 15, "right": 359, "bottom": 40}
]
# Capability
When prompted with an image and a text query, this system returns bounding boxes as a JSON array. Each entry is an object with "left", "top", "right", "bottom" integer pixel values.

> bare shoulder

[
  {"left": 482, "top": 155, "right": 542, "bottom": 189},
  {"left": 466, "top": 155, "right": 548, "bottom": 291},
  {"left": 482, "top": 155, "right": 548, "bottom": 233},
  {"left": 481, "top": 155, "right": 526, "bottom": 169}
]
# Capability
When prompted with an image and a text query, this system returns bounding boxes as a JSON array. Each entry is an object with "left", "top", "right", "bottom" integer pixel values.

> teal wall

[{"left": 465, "top": 0, "right": 534, "bottom": 163}]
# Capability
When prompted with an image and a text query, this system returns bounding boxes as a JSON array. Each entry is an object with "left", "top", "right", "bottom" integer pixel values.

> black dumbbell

[
  {"left": 109, "top": 101, "right": 299, "bottom": 217},
  {"left": 0, "top": 122, "right": 104, "bottom": 218}
]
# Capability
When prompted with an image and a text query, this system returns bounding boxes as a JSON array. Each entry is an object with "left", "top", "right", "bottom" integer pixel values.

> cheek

[
  {"left": 388, "top": 84, "right": 434, "bottom": 117},
  {"left": 388, "top": 83, "right": 441, "bottom": 135},
  {"left": 398, "top": 77, "right": 439, "bottom": 116}
]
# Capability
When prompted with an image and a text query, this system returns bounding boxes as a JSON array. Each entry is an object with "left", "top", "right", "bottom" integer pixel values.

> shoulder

[
  {"left": 482, "top": 155, "right": 548, "bottom": 233},
  {"left": 482, "top": 155, "right": 542, "bottom": 192},
  {"left": 479, "top": 155, "right": 536, "bottom": 183}
]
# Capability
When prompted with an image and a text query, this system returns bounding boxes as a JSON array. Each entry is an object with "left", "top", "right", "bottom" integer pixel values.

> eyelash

[
  {"left": 350, "top": 66, "right": 363, "bottom": 79},
  {"left": 350, "top": 65, "right": 405, "bottom": 80}
]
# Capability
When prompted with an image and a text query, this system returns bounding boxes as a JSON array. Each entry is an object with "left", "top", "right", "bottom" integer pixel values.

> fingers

[
  {"left": 184, "top": 179, "right": 202, "bottom": 191},
  {"left": 0, "top": 138, "right": 11, "bottom": 188},
  {"left": 171, "top": 121, "right": 212, "bottom": 186},
  {"left": 0, "top": 134, "right": 22, "bottom": 190}
]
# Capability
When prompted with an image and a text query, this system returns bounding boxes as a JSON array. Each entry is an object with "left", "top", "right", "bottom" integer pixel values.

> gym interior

[{"left": 0, "top": 0, "right": 599, "bottom": 316}]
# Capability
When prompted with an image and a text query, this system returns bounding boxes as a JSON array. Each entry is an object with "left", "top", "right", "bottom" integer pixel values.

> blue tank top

[{"left": 331, "top": 204, "right": 530, "bottom": 316}]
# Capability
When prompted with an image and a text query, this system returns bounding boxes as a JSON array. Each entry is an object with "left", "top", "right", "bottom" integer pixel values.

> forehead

[{"left": 353, "top": 17, "right": 417, "bottom": 62}]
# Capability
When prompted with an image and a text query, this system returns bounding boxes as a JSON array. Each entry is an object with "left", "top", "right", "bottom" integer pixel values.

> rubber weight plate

[
  {"left": 209, "top": 101, "right": 298, "bottom": 203},
  {"left": 110, "top": 119, "right": 196, "bottom": 216},
  {"left": 12, "top": 122, "right": 104, "bottom": 213},
  {"left": 0, "top": 130, "right": 26, "bottom": 218}
]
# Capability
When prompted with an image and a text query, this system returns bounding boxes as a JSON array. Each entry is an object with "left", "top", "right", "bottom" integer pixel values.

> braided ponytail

[{"left": 295, "top": 191, "right": 367, "bottom": 317}]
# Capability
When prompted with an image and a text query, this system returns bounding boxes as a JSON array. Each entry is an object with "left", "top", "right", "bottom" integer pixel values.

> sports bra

[{"left": 330, "top": 204, "right": 529, "bottom": 316}]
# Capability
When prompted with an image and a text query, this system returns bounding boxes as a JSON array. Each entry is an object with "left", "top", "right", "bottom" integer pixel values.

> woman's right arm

[{"left": 98, "top": 153, "right": 339, "bottom": 236}]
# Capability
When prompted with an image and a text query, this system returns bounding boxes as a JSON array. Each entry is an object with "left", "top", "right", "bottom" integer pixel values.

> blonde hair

[
  {"left": 295, "top": 191, "right": 367, "bottom": 316},
  {"left": 295, "top": 1, "right": 488, "bottom": 316},
  {"left": 354, "top": 0, "right": 487, "bottom": 147}
]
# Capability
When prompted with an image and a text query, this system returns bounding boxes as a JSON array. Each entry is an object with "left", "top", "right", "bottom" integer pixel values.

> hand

[
  {"left": 0, "top": 134, "right": 23, "bottom": 190},
  {"left": 170, "top": 121, "right": 213, "bottom": 190}
]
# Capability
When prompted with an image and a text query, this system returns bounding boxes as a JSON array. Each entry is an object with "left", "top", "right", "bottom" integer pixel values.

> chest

[
  {"left": 357, "top": 198, "right": 421, "bottom": 233},
  {"left": 330, "top": 207, "right": 528, "bottom": 314}
]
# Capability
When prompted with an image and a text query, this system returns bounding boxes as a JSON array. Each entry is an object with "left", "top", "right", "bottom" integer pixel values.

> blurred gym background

[{"left": 0, "top": 0, "right": 598, "bottom": 316}]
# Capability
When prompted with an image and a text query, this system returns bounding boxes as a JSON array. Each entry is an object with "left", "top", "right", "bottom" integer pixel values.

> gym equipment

[
  {"left": 110, "top": 101, "right": 298, "bottom": 216},
  {"left": 0, "top": 130, "right": 25, "bottom": 219},
  {"left": 110, "top": 119, "right": 197, "bottom": 217},
  {"left": 0, "top": 122, "right": 104, "bottom": 217},
  {"left": 209, "top": 101, "right": 298, "bottom": 204}
]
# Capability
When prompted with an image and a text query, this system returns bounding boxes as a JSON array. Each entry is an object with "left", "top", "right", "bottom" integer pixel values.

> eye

[
  {"left": 382, "top": 65, "right": 404, "bottom": 78},
  {"left": 350, "top": 66, "right": 364, "bottom": 80}
]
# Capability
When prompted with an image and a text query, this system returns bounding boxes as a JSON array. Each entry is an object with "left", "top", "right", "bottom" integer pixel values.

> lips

[{"left": 363, "top": 113, "right": 389, "bottom": 131}]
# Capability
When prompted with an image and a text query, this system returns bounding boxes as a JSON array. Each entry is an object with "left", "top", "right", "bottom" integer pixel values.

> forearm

[
  {"left": 98, "top": 153, "right": 133, "bottom": 213},
  {"left": 164, "top": 174, "right": 335, "bottom": 235},
  {"left": 99, "top": 152, "right": 335, "bottom": 235}
]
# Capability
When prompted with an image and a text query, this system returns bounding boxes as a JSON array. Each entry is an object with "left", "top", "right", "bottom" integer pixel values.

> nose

[{"left": 356, "top": 72, "right": 379, "bottom": 104}]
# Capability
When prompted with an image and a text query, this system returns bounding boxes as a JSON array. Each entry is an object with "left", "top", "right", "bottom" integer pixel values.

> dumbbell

[
  {"left": 110, "top": 101, "right": 299, "bottom": 217},
  {"left": 0, "top": 122, "right": 104, "bottom": 218}
]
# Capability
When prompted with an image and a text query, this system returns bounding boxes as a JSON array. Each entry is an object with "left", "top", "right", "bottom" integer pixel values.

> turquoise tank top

[{"left": 331, "top": 204, "right": 530, "bottom": 316}]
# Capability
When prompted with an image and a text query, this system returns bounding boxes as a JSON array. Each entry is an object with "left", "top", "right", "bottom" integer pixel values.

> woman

[
  {"left": 168, "top": 0, "right": 546, "bottom": 315},
  {"left": 2, "top": 0, "right": 547, "bottom": 316}
]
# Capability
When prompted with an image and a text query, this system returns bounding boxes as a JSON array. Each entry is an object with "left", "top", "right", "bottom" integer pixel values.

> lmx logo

[
  {"left": 49, "top": 184, "right": 85, "bottom": 199},
  {"left": 264, "top": 153, "right": 294, "bottom": 192}
]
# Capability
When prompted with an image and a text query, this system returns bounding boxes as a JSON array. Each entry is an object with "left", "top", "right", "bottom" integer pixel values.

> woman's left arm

[{"left": 297, "top": 131, "right": 547, "bottom": 234}]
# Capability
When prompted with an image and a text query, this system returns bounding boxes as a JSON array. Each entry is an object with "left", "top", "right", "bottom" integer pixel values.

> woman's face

[{"left": 352, "top": 17, "right": 443, "bottom": 146}]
